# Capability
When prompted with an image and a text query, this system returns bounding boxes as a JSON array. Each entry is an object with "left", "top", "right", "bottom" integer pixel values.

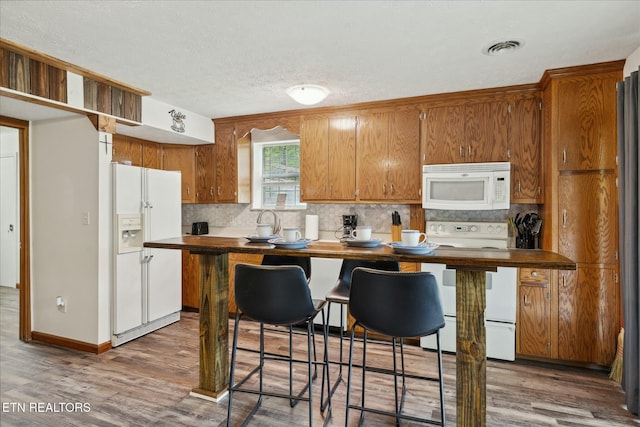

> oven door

[{"left": 422, "top": 171, "right": 492, "bottom": 210}]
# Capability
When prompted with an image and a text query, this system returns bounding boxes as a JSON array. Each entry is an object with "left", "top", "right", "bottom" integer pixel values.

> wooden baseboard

[{"left": 31, "top": 331, "right": 112, "bottom": 354}]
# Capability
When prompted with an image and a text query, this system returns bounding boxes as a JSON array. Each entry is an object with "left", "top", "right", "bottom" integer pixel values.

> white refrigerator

[{"left": 112, "top": 163, "right": 182, "bottom": 346}]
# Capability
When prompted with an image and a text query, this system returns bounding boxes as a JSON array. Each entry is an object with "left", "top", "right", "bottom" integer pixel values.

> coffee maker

[{"left": 341, "top": 214, "right": 358, "bottom": 238}]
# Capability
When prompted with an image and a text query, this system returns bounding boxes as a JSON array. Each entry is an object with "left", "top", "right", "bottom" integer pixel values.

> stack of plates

[
  {"left": 387, "top": 242, "right": 439, "bottom": 254},
  {"left": 340, "top": 238, "right": 384, "bottom": 248},
  {"left": 267, "top": 238, "right": 312, "bottom": 249},
  {"left": 244, "top": 235, "right": 280, "bottom": 243}
]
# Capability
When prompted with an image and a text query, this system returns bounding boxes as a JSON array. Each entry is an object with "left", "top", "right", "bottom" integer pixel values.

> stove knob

[
  {"left": 470, "top": 225, "right": 478, "bottom": 232},
  {"left": 430, "top": 224, "right": 437, "bottom": 233},
  {"left": 437, "top": 224, "right": 444, "bottom": 232},
  {"left": 496, "top": 225, "right": 503, "bottom": 233}
]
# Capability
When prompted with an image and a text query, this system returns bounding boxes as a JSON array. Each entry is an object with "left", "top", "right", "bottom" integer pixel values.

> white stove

[
  {"left": 426, "top": 220, "right": 509, "bottom": 249},
  {"left": 421, "top": 220, "right": 517, "bottom": 361}
]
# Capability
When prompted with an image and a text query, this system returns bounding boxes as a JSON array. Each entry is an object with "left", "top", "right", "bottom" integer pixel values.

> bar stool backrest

[
  {"left": 262, "top": 255, "right": 312, "bottom": 281},
  {"left": 234, "top": 264, "right": 315, "bottom": 326},
  {"left": 337, "top": 259, "right": 399, "bottom": 290},
  {"left": 349, "top": 267, "right": 445, "bottom": 338}
]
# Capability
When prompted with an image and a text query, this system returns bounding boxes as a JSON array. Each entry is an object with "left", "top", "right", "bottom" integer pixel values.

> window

[{"left": 251, "top": 139, "right": 306, "bottom": 209}]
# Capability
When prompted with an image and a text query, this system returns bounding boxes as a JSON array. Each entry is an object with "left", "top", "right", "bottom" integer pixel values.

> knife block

[{"left": 391, "top": 224, "right": 402, "bottom": 242}]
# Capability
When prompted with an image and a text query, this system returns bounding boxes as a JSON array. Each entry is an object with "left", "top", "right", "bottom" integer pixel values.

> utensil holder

[{"left": 391, "top": 224, "right": 402, "bottom": 242}]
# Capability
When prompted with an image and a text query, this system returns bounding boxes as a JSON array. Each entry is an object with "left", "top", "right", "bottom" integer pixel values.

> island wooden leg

[
  {"left": 456, "top": 269, "right": 487, "bottom": 427},
  {"left": 190, "top": 252, "right": 229, "bottom": 401}
]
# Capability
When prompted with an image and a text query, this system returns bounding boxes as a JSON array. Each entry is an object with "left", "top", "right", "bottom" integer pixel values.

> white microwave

[{"left": 422, "top": 162, "right": 510, "bottom": 210}]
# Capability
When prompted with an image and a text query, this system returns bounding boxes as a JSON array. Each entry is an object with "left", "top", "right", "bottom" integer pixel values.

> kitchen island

[{"left": 144, "top": 236, "right": 576, "bottom": 427}]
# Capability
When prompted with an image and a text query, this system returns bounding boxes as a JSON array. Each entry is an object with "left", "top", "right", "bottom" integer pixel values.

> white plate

[
  {"left": 244, "top": 235, "right": 280, "bottom": 243},
  {"left": 268, "top": 238, "right": 312, "bottom": 249},
  {"left": 341, "top": 238, "right": 384, "bottom": 248},
  {"left": 387, "top": 242, "right": 439, "bottom": 255}
]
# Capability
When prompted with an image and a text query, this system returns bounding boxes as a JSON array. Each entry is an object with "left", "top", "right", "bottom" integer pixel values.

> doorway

[{"left": 0, "top": 117, "right": 30, "bottom": 341}]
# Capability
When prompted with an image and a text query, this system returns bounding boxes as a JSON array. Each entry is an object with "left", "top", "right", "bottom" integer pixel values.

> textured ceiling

[{"left": 1, "top": 1, "right": 639, "bottom": 120}]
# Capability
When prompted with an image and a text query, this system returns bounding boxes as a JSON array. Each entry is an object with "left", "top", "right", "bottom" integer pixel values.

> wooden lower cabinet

[
  {"left": 181, "top": 251, "right": 263, "bottom": 313},
  {"left": 517, "top": 268, "right": 551, "bottom": 358},
  {"left": 558, "top": 266, "right": 619, "bottom": 365}
]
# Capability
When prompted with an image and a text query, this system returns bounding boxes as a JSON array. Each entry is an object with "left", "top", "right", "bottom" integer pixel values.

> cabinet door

[
  {"left": 300, "top": 116, "right": 330, "bottom": 200},
  {"left": 195, "top": 144, "right": 216, "bottom": 203},
  {"left": 465, "top": 101, "right": 509, "bottom": 162},
  {"left": 142, "top": 141, "right": 161, "bottom": 169},
  {"left": 558, "top": 173, "right": 617, "bottom": 264},
  {"left": 112, "top": 135, "right": 142, "bottom": 166},
  {"left": 422, "top": 105, "right": 465, "bottom": 164},
  {"left": 328, "top": 116, "right": 357, "bottom": 200},
  {"left": 182, "top": 250, "right": 199, "bottom": 310},
  {"left": 386, "top": 110, "right": 420, "bottom": 201},
  {"left": 558, "top": 267, "right": 619, "bottom": 365},
  {"left": 557, "top": 74, "right": 618, "bottom": 171},
  {"left": 517, "top": 268, "right": 551, "bottom": 358},
  {"left": 162, "top": 145, "right": 195, "bottom": 203},
  {"left": 215, "top": 125, "right": 238, "bottom": 203},
  {"left": 509, "top": 97, "right": 542, "bottom": 203},
  {"left": 356, "top": 112, "right": 389, "bottom": 200}
]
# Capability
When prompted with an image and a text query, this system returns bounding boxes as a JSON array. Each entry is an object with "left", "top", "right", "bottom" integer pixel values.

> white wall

[
  {"left": 624, "top": 45, "right": 640, "bottom": 77},
  {"left": 31, "top": 116, "right": 111, "bottom": 345}
]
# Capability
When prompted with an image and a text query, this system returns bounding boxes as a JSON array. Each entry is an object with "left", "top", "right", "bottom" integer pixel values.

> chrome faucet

[{"left": 257, "top": 209, "right": 281, "bottom": 236}]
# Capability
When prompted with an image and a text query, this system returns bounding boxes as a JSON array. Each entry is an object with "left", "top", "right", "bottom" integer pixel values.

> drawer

[{"left": 519, "top": 268, "right": 550, "bottom": 285}]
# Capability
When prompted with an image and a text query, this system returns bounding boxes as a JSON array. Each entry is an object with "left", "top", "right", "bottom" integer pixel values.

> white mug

[
  {"left": 256, "top": 224, "right": 273, "bottom": 237},
  {"left": 350, "top": 226, "right": 372, "bottom": 241},
  {"left": 283, "top": 227, "right": 302, "bottom": 242},
  {"left": 401, "top": 230, "right": 427, "bottom": 246}
]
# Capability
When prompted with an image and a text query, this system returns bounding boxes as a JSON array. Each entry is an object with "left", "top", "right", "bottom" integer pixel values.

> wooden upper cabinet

[
  {"left": 162, "top": 144, "right": 195, "bottom": 203},
  {"left": 558, "top": 173, "right": 618, "bottom": 264},
  {"left": 422, "top": 105, "right": 465, "bottom": 164},
  {"left": 301, "top": 114, "right": 356, "bottom": 201},
  {"left": 357, "top": 110, "right": 420, "bottom": 202},
  {"left": 556, "top": 74, "right": 618, "bottom": 171},
  {"left": 422, "top": 101, "right": 508, "bottom": 164},
  {"left": 195, "top": 144, "right": 216, "bottom": 203},
  {"left": 356, "top": 112, "right": 390, "bottom": 200},
  {"left": 387, "top": 110, "right": 421, "bottom": 200},
  {"left": 112, "top": 135, "right": 160, "bottom": 169},
  {"left": 464, "top": 100, "right": 509, "bottom": 163},
  {"left": 112, "top": 135, "right": 143, "bottom": 166},
  {"left": 509, "top": 97, "right": 542, "bottom": 203},
  {"left": 214, "top": 124, "right": 238, "bottom": 203}
]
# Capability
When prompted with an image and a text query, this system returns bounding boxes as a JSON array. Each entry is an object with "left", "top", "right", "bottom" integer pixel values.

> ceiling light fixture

[
  {"left": 286, "top": 84, "right": 330, "bottom": 105},
  {"left": 482, "top": 40, "right": 524, "bottom": 56}
]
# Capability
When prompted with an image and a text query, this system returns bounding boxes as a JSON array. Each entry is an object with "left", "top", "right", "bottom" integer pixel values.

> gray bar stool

[
  {"left": 345, "top": 267, "right": 446, "bottom": 426},
  {"left": 227, "top": 264, "right": 331, "bottom": 426},
  {"left": 321, "top": 259, "right": 400, "bottom": 411}
]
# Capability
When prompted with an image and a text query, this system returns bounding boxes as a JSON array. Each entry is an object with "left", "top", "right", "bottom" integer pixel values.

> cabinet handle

[
  {"left": 523, "top": 294, "right": 529, "bottom": 306},
  {"left": 390, "top": 183, "right": 394, "bottom": 194},
  {"left": 460, "top": 146, "right": 463, "bottom": 158},
  {"left": 210, "top": 187, "right": 214, "bottom": 196},
  {"left": 382, "top": 183, "right": 386, "bottom": 194},
  {"left": 218, "top": 186, "right": 221, "bottom": 196},
  {"left": 468, "top": 145, "right": 471, "bottom": 158},
  {"left": 507, "top": 149, "right": 511, "bottom": 159},
  {"left": 329, "top": 184, "right": 333, "bottom": 195},
  {"left": 531, "top": 271, "right": 538, "bottom": 277},
  {"left": 562, "top": 149, "right": 567, "bottom": 164},
  {"left": 187, "top": 186, "right": 190, "bottom": 196},
  {"left": 562, "top": 209, "right": 567, "bottom": 226},
  {"left": 518, "top": 180, "right": 521, "bottom": 193},
  {"left": 562, "top": 274, "right": 566, "bottom": 288}
]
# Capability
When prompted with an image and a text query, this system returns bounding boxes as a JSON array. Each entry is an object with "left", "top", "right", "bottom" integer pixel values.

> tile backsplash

[{"left": 183, "top": 203, "right": 541, "bottom": 233}]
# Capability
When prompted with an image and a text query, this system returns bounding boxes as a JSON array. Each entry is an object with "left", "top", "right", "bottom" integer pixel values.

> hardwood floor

[{"left": 0, "top": 286, "right": 636, "bottom": 426}]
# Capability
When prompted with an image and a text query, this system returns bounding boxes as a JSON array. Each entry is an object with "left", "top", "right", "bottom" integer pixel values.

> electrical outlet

[
  {"left": 82, "top": 212, "right": 90, "bottom": 225},
  {"left": 56, "top": 296, "right": 67, "bottom": 313}
]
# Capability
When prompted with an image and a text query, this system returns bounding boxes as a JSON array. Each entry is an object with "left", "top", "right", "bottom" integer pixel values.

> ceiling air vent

[{"left": 483, "top": 40, "right": 523, "bottom": 56}]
